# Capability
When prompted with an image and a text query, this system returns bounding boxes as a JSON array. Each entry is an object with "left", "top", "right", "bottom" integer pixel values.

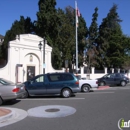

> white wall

[
  {"left": 0, "top": 34, "right": 64, "bottom": 83},
  {"left": 1, "top": 34, "right": 129, "bottom": 82},
  {"left": 79, "top": 67, "right": 107, "bottom": 79}
]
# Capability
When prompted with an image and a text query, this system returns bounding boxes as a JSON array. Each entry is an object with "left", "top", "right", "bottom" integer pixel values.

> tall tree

[
  {"left": 36, "top": 0, "right": 57, "bottom": 46},
  {"left": 85, "top": 7, "right": 99, "bottom": 69},
  {"left": 55, "top": 6, "right": 88, "bottom": 70},
  {"left": 36, "top": 0, "right": 62, "bottom": 69},
  {"left": 97, "top": 4, "right": 123, "bottom": 68},
  {"left": 36, "top": 1, "right": 88, "bottom": 69}
]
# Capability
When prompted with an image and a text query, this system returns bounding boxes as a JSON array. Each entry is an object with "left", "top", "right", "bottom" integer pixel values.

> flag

[
  {"left": 76, "top": 7, "right": 80, "bottom": 17},
  {"left": 75, "top": 1, "right": 80, "bottom": 27}
]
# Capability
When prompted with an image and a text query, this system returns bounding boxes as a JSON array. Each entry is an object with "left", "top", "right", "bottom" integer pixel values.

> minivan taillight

[
  {"left": 75, "top": 81, "right": 79, "bottom": 84},
  {"left": 12, "top": 88, "right": 20, "bottom": 92}
]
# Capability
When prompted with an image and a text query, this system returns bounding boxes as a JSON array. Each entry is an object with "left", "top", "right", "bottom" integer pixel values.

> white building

[{"left": 0, "top": 34, "right": 64, "bottom": 83}]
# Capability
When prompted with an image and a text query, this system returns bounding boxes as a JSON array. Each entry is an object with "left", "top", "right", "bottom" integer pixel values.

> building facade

[{"left": 0, "top": 34, "right": 64, "bottom": 83}]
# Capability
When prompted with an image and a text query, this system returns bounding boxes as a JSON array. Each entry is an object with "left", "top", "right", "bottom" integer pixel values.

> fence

[{"left": 74, "top": 67, "right": 129, "bottom": 79}]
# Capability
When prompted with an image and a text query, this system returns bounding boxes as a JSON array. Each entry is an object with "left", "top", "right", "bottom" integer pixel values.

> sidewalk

[
  {"left": 0, "top": 107, "right": 27, "bottom": 127},
  {"left": 0, "top": 107, "right": 14, "bottom": 122},
  {"left": 98, "top": 86, "right": 110, "bottom": 90}
]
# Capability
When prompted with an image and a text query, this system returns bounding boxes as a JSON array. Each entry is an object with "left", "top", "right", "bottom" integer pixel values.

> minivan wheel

[
  {"left": 120, "top": 81, "right": 126, "bottom": 86},
  {"left": 81, "top": 85, "right": 90, "bottom": 92},
  {"left": 99, "top": 82, "right": 105, "bottom": 86},
  {"left": 0, "top": 97, "right": 3, "bottom": 105},
  {"left": 61, "top": 88, "right": 71, "bottom": 98}
]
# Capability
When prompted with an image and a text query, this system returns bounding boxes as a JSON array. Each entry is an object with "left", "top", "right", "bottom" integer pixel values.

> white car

[{"left": 76, "top": 76, "right": 98, "bottom": 92}]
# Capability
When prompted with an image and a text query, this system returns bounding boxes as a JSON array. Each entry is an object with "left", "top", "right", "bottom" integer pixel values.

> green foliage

[
  {"left": 1, "top": 1, "right": 130, "bottom": 70},
  {"left": 85, "top": 7, "right": 99, "bottom": 68},
  {"left": 97, "top": 4, "right": 124, "bottom": 68},
  {"left": 36, "top": 1, "right": 88, "bottom": 69},
  {"left": 0, "top": 46, "right": 3, "bottom": 58},
  {"left": 1, "top": 16, "right": 34, "bottom": 59}
]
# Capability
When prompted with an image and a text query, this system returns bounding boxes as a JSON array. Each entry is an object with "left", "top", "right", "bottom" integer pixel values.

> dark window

[
  {"left": 48, "top": 74, "right": 61, "bottom": 82},
  {"left": 62, "top": 74, "right": 74, "bottom": 81},
  {"left": 110, "top": 73, "right": 115, "bottom": 78},
  {"left": 47, "top": 73, "right": 74, "bottom": 82},
  {"left": 115, "top": 73, "right": 121, "bottom": 77}
]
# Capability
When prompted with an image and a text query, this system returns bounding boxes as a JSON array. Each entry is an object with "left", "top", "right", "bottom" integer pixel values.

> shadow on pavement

[
  {"left": 22, "top": 94, "right": 76, "bottom": 99},
  {"left": 2, "top": 99, "right": 21, "bottom": 106}
]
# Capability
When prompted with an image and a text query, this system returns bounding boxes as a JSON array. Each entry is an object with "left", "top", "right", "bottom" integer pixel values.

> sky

[{"left": 0, "top": 0, "right": 130, "bottom": 36}]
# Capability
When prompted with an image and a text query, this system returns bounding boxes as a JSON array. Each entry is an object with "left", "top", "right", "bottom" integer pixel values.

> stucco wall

[{"left": 0, "top": 34, "right": 64, "bottom": 83}]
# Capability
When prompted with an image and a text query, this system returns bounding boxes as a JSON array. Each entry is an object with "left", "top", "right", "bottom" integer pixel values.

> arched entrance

[{"left": 23, "top": 53, "right": 40, "bottom": 81}]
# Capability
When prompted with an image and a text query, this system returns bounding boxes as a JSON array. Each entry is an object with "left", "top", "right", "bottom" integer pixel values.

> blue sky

[{"left": 0, "top": 0, "right": 130, "bottom": 36}]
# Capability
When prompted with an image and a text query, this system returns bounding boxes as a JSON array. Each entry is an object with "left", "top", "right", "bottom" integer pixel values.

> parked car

[
  {"left": 23, "top": 72, "right": 80, "bottom": 98},
  {"left": 75, "top": 75, "right": 98, "bottom": 92},
  {"left": 97, "top": 73, "right": 129, "bottom": 86},
  {"left": 0, "top": 78, "right": 26, "bottom": 105}
]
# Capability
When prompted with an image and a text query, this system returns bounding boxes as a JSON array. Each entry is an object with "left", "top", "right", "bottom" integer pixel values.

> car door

[
  {"left": 27, "top": 75, "right": 47, "bottom": 96},
  {"left": 46, "top": 74, "right": 63, "bottom": 94},
  {"left": 104, "top": 73, "right": 115, "bottom": 85},
  {"left": 114, "top": 73, "right": 121, "bottom": 84}
]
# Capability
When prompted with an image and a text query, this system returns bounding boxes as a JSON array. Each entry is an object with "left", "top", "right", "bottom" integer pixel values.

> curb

[
  {"left": 0, "top": 107, "right": 15, "bottom": 122},
  {"left": 97, "top": 86, "right": 110, "bottom": 90}
]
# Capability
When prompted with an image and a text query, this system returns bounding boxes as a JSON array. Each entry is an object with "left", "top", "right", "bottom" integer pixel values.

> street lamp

[{"left": 38, "top": 37, "right": 46, "bottom": 74}]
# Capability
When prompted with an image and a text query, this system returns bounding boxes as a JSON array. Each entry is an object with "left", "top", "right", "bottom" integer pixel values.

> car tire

[
  {"left": 0, "top": 97, "right": 3, "bottom": 105},
  {"left": 81, "top": 84, "right": 90, "bottom": 92},
  {"left": 61, "top": 88, "right": 71, "bottom": 98},
  {"left": 120, "top": 81, "right": 126, "bottom": 86},
  {"left": 99, "top": 82, "right": 105, "bottom": 86},
  {"left": 22, "top": 90, "right": 29, "bottom": 98}
]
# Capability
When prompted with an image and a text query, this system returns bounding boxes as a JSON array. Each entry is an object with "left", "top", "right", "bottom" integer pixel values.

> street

[{"left": 1, "top": 85, "right": 130, "bottom": 130}]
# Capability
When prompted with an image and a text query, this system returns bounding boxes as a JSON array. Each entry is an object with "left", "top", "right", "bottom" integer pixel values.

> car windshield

[
  {"left": 102, "top": 74, "right": 110, "bottom": 78},
  {"left": 0, "top": 78, "right": 14, "bottom": 85}
]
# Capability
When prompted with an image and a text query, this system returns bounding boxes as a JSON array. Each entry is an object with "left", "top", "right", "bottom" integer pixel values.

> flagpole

[{"left": 75, "top": 1, "right": 78, "bottom": 74}]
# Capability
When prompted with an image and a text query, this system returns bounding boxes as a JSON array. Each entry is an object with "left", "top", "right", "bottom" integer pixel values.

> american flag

[
  {"left": 76, "top": 7, "right": 80, "bottom": 17},
  {"left": 76, "top": 3, "right": 80, "bottom": 27}
]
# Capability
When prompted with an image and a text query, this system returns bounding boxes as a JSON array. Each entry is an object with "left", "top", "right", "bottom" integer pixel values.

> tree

[
  {"left": 36, "top": 0, "right": 57, "bottom": 45},
  {"left": 85, "top": 7, "right": 99, "bottom": 69},
  {"left": 1, "top": 16, "right": 34, "bottom": 60},
  {"left": 36, "top": 0, "right": 88, "bottom": 70},
  {"left": 0, "top": 46, "right": 3, "bottom": 58},
  {"left": 36, "top": 0, "right": 62, "bottom": 69},
  {"left": 55, "top": 6, "right": 88, "bottom": 70},
  {"left": 97, "top": 4, "right": 123, "bottom": 68}
]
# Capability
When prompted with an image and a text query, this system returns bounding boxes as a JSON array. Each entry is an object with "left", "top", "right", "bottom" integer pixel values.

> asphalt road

[{"left": 1, "top": 85, "right": 130, "bottom": 130}]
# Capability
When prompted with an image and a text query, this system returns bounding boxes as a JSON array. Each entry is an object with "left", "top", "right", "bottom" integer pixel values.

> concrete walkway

[
  {"left": 0, "top": 107, "right": 27, "bottom": 127},
  {"left": 0, "top": 108, "right": 14, "bottom": 122}
]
